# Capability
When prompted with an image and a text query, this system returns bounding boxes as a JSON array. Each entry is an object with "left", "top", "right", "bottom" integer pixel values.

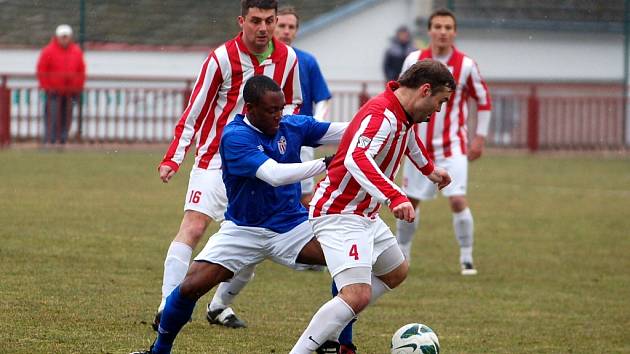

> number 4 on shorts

[{"left": 349, "top": 244, "right": 359, "bottom": 260}]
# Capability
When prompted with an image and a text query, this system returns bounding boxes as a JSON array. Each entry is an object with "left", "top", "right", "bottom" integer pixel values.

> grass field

[{"left": 1, "top": 148, "right": 629, "bottom": 354}]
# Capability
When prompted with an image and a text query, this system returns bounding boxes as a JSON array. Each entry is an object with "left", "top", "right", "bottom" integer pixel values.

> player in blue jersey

[
  {"left": 131, "top": 75, "right": 346, "bottom": 354},
  {"left": 275, "top": 6, "right": 333, "bottom": 208}
]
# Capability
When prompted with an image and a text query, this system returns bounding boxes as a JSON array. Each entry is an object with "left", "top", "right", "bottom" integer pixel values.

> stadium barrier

[
  {"left": 0, "top": 73, "right": 627, "bottom": 150},
  {"left": 0, "top": 76, "right": 10, "bottom": 146}
]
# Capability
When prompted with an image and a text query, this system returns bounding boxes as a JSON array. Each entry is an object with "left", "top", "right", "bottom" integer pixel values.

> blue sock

[
  {"left": 152, "top": 286, "right": 197, "bottom": 354},
  {"left": 332, "top": 281, "right": 355, "bottom": 345}
]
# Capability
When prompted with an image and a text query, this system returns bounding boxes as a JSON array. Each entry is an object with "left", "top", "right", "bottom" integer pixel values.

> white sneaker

[{"left": 461, "top": 262, "right": 478, "bottom": 275}]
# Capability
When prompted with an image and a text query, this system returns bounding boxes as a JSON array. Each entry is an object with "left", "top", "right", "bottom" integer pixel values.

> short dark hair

[
  {"left": 428, "top": 8, "right": 457, "bottom": 30},
  {"left": 241, "top": 0, "right": 278, "bottom": 17},
  {"left": 398, "top": 59, "right": 456, "bottom": 94},
  {"left": 243, "top": 75, "right": 282, "bottom": 105},
  {"left": 278, "top": 6, "right": 299, "bottom": 27}
]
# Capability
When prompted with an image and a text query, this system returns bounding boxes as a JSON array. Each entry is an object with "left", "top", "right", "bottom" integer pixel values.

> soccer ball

[{"left": 390, "top": 323, "right": 440, "bottom": 354}]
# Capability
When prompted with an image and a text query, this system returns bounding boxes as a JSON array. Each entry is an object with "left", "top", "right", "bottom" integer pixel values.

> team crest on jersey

[
  {"left": 277, "top": 136, "right": 287, "bottom": 154},
  {"left": 357, "top": 135, "right": 372, "bottom": 148}
]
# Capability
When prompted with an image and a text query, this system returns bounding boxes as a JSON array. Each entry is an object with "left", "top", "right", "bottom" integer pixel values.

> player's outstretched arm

[
  {"left": 316, "top": 122, "right": 349, "bottom": 145},
  {"left": 255, "top": 158, "right": 327, "bottom": 187}
]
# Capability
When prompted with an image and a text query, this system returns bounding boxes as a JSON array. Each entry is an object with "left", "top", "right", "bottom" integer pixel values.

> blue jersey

[
  {"left": 295, "top": 48, "right": 332, "bottom": 116},
  {"left": 220, "top": 114, "right": 331, "bottom": 233}
]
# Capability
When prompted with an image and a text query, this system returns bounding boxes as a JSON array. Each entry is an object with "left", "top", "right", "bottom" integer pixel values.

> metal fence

[{"left": 0, "top": 74, "right": 627, "bottom": 150}]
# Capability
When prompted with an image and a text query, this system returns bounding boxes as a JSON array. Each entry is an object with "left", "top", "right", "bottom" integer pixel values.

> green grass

[{"left": 1, "top": 148, "right": 629, "bottom": 353}]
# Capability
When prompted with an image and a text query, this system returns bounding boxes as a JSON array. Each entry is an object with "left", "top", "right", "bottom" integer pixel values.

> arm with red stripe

[
  {"left": 406, "top": 124, "right": 435, "bottom": 175},
  {"left": 160, "top": 54, "right": 223, "bottom": 172},
  {"left": 344, "top": 114, "right": 409, "bottom": 210},
  {"left": 467, "top": 59, "right": 492, "bottom": 160},
  {"left": 282, "top": 56, "right": 302, "bottom": 115},
  {"left": 467, "top": 60, "right": 492, "bottom": 137}
]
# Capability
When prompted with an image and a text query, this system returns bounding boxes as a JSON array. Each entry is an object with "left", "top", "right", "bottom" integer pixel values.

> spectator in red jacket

[{"left": 36, "top": 24, "right": 86, "bottom": 145}]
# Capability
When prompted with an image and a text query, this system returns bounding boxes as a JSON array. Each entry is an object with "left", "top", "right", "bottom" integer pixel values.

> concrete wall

[
  {"left": 294, "top": 0, "right": 419, "bottom": 82},
  {"left": 293, "top": 0, "right": 626, "bottom": 83},
  {"left": 456, "top": 28, "right": 625, "bottom": 82}
]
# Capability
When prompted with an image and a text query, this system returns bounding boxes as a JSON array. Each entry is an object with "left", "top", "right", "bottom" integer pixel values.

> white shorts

[
  {"left": 184, "top": 167, "right": 228, "bottom": 221},
  {"left": 194, "top": 220, "right": 315, "bottom": 275},
  {"left": 311, "top": 214, "right": 400, "bottom": 281},
  {"left": 300, "top": 146, "right": 315, "bottom": 195},
  {"left": 402, "top": 154, "right": 468, "bottom": 200}
]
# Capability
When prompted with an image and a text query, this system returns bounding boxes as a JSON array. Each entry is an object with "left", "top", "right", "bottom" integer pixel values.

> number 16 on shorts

[
  {"left": 344, "top": 238, "right": 371, "bottom": 265},
  {"left": 188, "top": 190, "right": 202, "bottom": 204}
]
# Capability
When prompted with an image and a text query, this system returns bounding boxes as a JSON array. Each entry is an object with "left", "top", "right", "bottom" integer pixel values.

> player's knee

[
  {"left": 449, "top": 196, "right": 468, "bottom": 212},
  {"left": 180, "top": 262, "right": 232, "bottom": 300},
  {"left": 179, "top": 271, "right": 207, "bottom": 300},
  {"left": 339, "top": 284, "right": 372, "bottom": 313},
  {"left": 177, "top": 217, "right": 209, "bottom": 244},
  {"left": 234, "top": 264, "right": 256, "bottom": 282},
  {"left": 381, "top": 260, "right": 409, "bottom": 289}
]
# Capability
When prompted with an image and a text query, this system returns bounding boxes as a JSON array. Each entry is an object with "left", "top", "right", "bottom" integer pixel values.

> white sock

[
  {"left": 208, "top": 264, "right": 256, "bottom": 311},
  {"left": 159, "top": 241, "right": 193, "bottom": 311},
  {"left": 328, "top": 276, "right": 391, "bottom": 341},
  {"left": 453, "top": 208, "right": 474, "bottom": 264},
  {"left": 369, "top": 274, "right": 392, "bottom": 305},
  {"left": 290, "top": 297, "right": 355, "bottom": 354},
  {"left": 396, "top": 214, "right": 419, "bottom": 261}
]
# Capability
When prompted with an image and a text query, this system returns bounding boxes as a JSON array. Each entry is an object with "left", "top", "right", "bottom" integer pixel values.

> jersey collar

[
  {"left": 242, "top": 114, "right": 264, "bottom": 133},
  {"left": 384, "top": 81, "right": 415, "bottom": 128},
  {"left": 235, "top": 33, "right": 287, "bottom": 66}
]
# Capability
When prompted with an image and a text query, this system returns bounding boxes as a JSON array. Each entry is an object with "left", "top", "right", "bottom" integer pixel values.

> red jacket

[{"left": 36, "top": 37, "right": 86, "bottom": 94}]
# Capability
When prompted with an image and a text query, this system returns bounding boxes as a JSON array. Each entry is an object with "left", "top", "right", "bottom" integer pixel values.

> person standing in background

[
  {"left": 383, "top": 26, "right": 416, "bottom": 82},
  {"left": 36, "top": 24, "right": 85, "bottom": 146},
  {"left": 275, "top": 5, "right": 332, "bottom": 208},
  {"left": 397, "top": 8, "right": 492, "bottom": 275}
]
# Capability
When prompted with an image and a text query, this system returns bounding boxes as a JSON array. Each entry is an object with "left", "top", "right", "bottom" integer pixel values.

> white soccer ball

[{"left": 390, "top": 323, "right": 440, "bottom": 354}]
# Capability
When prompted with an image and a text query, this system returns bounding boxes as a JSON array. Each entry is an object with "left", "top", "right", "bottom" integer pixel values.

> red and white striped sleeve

[
  {"left": 282, "top": 49, "right": 302, "bottom": 115},
  {"left": 406, "top": 124, "right": 435, "bottom": 175},
  {"left": 467, "top": 59, "right": 492, "bottom": 137},
  {"left": 160, "top": 53, "right": 224, "bottom": 171},
  {"left": 344, "top": 114, "right": 409, "bottom": 209}
]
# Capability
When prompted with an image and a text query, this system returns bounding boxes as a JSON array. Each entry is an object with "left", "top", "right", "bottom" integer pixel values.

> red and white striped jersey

[
  {"left": 401, "top": 46, "right": 491, "bottom": 160},
  {"left": 310, "top": 82, "right": 435, "bottom": 219},
  {"left": 161, "top": 34, "right": 302, "bottom": 171}
]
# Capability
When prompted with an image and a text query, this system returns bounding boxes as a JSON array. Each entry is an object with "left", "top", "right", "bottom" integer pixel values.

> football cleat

[
  {"left": 316, "top": 340, "right": 340, "bottom": 354},
  {"left": 129, "top": 343, "right": 154, "bottom": 354},
  {"left": 206, "top": 305, "right": 247, "bottom": 328},
  {"left": 339, "top": 342, "right": 358, "bottom": 354},
  {"left": 461, "top": 262, "right": 478, "bottom": 275}
]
